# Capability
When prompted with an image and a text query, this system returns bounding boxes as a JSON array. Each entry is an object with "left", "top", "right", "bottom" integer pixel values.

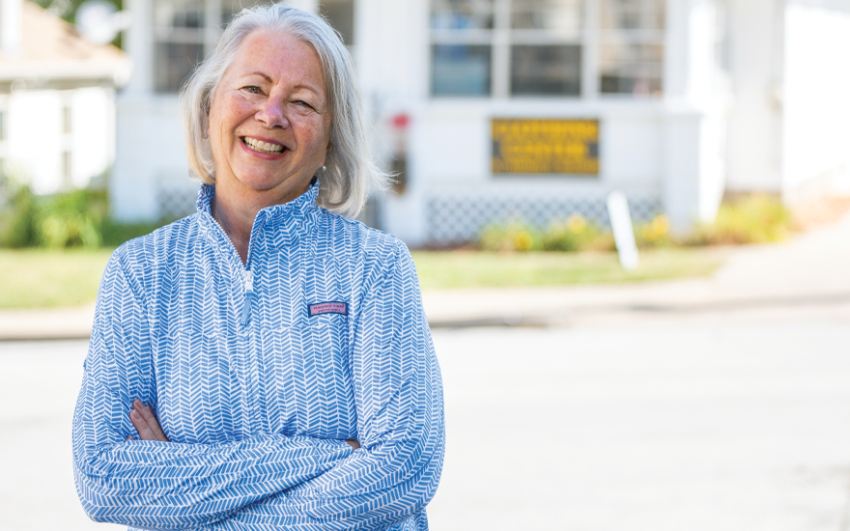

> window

[
  {"left": 153, "top": 0, "right": 205, "bottom": 93},
  {"left": 430, "top": 0, "right": 495, "bottom": 96},
  {"left": 153, "top": 1, "right": 354, "bottom": 94},
  {"left": 320, "top": 0, "right": 356, "bottom": 46},
  {"left": 153, "top": 0, "right": 273, "bottom": 93},
  {"left": 599, "top": 0, "right": 665, "bottom": 95},
  {"left": 430, "top": 0, "right": 665, "bottom": 98}
]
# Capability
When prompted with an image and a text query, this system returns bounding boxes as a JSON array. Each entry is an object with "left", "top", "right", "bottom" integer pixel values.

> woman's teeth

[{"left": 243, "top": 137, "right": 285, "bottom": 154}]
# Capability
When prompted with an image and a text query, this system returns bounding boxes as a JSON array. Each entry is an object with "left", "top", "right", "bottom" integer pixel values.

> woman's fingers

[
  {"left": 129, "top": 400, "right": 170, "bottom": 442},
  {"left": 133, "top": 400, "right": 170, "bottom": 441},
  {"left": 129, "top": 408, "right": 158, "bottom": 440}
]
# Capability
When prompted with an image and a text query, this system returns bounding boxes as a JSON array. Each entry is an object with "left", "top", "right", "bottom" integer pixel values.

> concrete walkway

[{"left": 1, "top": 211, "right": 848, "bottom": 339}]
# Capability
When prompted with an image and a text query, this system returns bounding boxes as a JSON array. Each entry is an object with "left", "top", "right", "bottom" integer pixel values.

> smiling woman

[
  {"left": 71, "top": 5, "right": 445, "bottom": 531},
  {"left": 206, "top": 29, "right": 333, "bottom": 262}
]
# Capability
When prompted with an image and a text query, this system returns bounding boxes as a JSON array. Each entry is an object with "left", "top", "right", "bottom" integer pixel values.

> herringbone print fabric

[{"left": 72, "top": 183, "right": 445, "bottom": 531}]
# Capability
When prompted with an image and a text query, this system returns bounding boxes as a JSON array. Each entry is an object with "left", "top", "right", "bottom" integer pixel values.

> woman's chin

[{"left": 230, "top": 173, "right": 311, "bottom": 199}]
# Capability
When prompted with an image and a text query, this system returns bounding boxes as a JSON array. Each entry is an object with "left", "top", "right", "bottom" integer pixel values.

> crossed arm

[
  {"left": 128, "top": 401, "right": 361, "bottom": 450},
  {"left": 73, "top": 244, "right": 445, "bottom": 531}
]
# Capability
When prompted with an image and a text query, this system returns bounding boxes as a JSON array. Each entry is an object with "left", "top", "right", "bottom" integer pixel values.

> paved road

[
  {"left": 2, "top": 308, "right": 850, "bottom": 530},
  {"left": 427, "top": 319, "right": 850, "bottom": 531}
]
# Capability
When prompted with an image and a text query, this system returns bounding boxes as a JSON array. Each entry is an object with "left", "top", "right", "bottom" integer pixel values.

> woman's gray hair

[{"left": 179, "top": 3, "right": 387, "bottom": 218}]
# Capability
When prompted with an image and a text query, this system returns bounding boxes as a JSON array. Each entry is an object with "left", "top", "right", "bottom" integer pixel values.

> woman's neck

[
  {"left": 211, "top": 192, "right": 256, "bottom": 265},
  {"left": 209, "top": 175, "right": 313, "bottom": 265}
]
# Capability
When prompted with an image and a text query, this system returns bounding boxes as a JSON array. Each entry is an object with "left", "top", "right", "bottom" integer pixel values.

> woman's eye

[
  {"left": 243, "top": 86, "right": 261, "bottom": 94},
  {"left": 295, "top": 100, "right": 314, "bottom": 109}
]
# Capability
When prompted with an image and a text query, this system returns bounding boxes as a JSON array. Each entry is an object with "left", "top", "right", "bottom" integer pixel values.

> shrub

[
  {"left": 479, "top": 219, "right": 543, "bottom": 252},
  {"left": 542, "top": 214, "right": 612, "bottom": 252},
  {"left": 635, "top": 214, "right": 674, "bottom": 248},
  {"left": 0, "top": 179, "right": 171, "bottom": 249},
  {"left": 688, "top": 195, "right": 793, "bottom": 245},
  {"left": 0, "top": 178, "right": 38, "bottom": 248},
  {"left": 479, "top": 214, "right": 614, "bottom": 253},
  {"left": 101, "top": 219, "right": 167, "bottom": 247},
  {"left": 38, "top": 188, "right": 109, "bottom": 249}
]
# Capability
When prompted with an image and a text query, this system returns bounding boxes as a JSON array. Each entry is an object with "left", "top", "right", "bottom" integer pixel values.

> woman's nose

[{"left": 255, "top": 100, "right": 289, "bottom": 129}]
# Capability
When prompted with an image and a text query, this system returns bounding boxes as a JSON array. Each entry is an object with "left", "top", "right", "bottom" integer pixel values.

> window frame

[
  {"left": 151, "top": 0, "right": 222, "bottom": 94},
  {"left": 151, "top": 0, "right": 358, "bottom": 94},
  {"left": 428, "top": 0, "right": 666, "bottom": 99}
]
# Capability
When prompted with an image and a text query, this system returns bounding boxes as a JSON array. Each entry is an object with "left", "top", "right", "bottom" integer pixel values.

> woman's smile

[{"left": 240, "top": 136, "right": 287, "bottom": 157}]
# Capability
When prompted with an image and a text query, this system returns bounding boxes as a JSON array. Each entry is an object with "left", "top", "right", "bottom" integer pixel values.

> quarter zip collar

[
  {"left": 196, "top": 181, "right": 321, "bottom": 251},
  {"left": 195, "top": 181, "right": 320, "bottom": 327}
]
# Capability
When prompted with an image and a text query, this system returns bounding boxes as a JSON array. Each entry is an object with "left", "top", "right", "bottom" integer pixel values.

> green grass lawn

[
  {"left": 0, "top": 247, "right": 726, "bottom": 308},
  {"left": 0, "top": 249, "right": 113, "bottom": 308},
  {"left": 411, "top": 248, "right": 728, "bottom": 290}
]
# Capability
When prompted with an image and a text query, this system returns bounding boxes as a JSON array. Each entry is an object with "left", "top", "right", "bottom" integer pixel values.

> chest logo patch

[{"left": 308, "top": 301, "right": 349, "bottom": 317}]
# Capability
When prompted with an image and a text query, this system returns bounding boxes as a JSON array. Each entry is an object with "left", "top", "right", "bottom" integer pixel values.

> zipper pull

[
  {"left": 244, "top": 269, "right": 254, "bottom": 293},
  {"left": 241, "top": 269, "right": 254, "bottom": 326}
]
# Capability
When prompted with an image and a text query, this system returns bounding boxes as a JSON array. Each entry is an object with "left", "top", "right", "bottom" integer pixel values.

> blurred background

[{"left": 1, "top": 0, "right": 850, "bottom": 529}]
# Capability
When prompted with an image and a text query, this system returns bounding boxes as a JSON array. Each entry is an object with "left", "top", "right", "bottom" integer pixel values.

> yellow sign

[{"left": 491, "top": 118, "right": 599, "bottom": 175}]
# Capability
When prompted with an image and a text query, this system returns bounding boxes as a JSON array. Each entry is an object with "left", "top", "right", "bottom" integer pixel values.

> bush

[
  {"left": 0, "top": 179, "right": 38, "bottom": 248},
  {"left": 476, "top": 195, "right": 794, "bottom": 254},
  {"left": 479, "top": 214, "right": 614, "bottom": 253},
  {"left": 101, "top": 219, "right": 167, "bottom": 247},
  {"left": 480, "top": 219, "right": 543, "bottom": 252},
  {"left": 0, "top": 179, "right": 171, "bottom": 249},
  {"left": 688, "top": 195, "right": 793, "bottom": 245},
  {"left": 38, "top": 188, "right": 109, "bottom": 249},
  {"left": 635, "top": 214, "right": 674, "bottom": 248},
  {"left": 542, "top": 214, "right": 613, "bottom": 252}
]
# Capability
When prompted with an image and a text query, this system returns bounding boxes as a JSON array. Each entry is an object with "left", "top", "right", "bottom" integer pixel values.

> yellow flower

[
  {"left": 513, "top": 231, "right": 534, "bottom": 251},
  {"left": 652, "top": 215, "right": 670, "bottom": 236},
  {"left": 640, "top": 215, "right": 670, "bottom": 242},
  {"left": 567, "top": 214, "right": 587, "bottom": 234}
]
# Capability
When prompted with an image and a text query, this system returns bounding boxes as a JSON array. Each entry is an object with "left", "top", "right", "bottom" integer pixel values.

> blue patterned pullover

[{"left": 72, "top": 183, "right": 445, "bottom": 531}]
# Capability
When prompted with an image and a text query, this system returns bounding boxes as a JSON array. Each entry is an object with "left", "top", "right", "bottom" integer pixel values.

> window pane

[
  {"left": 431, "top": 0, "right": 495, "bottom": 30},
  {"left": 320, "top": 0, "right": 355, "bottom": 45},
  {"left": 153, "top": 0, "right": 204, "bottom": 28},
  {"left": 600, "top": 0, "right": 665, "bottom": 30},
  {"left": 511, "top": 0, "right": 583, "bottom": 31},
  {"left": 600, "top": 0, "right": 665, "bottom": 95},
  {"left": 599, "top": 43, "right": 663, "bottom": 95},
  {"left": 432, "top": 44, "right": 492, "bottom": 96},
  {"left": 154, "top": 42, "right": 203, "bottom": 93},
  {"left": 511, "top": 45, "right": 581, "bottom": 96}
]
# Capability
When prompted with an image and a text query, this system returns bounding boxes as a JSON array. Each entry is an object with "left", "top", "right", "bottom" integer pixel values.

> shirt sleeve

[
  {"left": 72, "top": 250, "right": 354, "bottom": 531},
  {"left": 206, "top": 242, "right": 446, "bottom": 530}
]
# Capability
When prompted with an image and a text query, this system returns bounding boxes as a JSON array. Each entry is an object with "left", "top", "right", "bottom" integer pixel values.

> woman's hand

[
  {"left": 127, "top": 399, "right": 359, "bottom": 449},
  {"left": 128, "top": 399, "right": 170, "bottom": 442}
]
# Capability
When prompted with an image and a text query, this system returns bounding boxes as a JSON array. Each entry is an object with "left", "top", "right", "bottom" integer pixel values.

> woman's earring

[{"left": 322, "top": 166, "right": 327, "bottom": 172}]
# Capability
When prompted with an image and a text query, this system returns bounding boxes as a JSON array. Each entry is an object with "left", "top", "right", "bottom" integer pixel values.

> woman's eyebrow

[
  {"left": 245, "top": 71, "right": 273, "bottom": 82},
  {"left": 292, "top": 83, "right": 323, "bottom": 95},
  {"left": 243, "top": 72, "right": 323, "bottom": 95}
]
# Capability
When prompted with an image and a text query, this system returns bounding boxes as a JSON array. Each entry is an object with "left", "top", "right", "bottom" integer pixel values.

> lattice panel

[
  {"left": 426, "top": 193, "right": 662, "bottom": 244},
  {"left": 157, "top": 179, "right": 199, "bottom": 222}
]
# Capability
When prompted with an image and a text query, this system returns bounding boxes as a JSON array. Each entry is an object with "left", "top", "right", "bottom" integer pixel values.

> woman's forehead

[{"left": 231, "top": 30, "right": 324, "bottom": 86}]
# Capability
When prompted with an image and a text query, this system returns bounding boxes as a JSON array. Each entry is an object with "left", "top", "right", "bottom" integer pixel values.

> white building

[
  {"left": 111, "top": 0, "right": 850, "bottom": 245},
  {"left": 0, "top": 0, "right": 129, "bottom": 195}
]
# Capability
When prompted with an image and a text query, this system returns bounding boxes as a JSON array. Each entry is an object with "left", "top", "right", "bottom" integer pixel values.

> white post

[
  {"left": 607, "top": 191, "right": 639, "bottom": 271},
  {"left": 1, "top": 0, "right": 22, "bottom": 57}
]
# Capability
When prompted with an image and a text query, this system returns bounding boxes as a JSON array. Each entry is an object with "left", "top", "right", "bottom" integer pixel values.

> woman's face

[{"left": 207, "top": 30, "right": 331, "bottom": 204}]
